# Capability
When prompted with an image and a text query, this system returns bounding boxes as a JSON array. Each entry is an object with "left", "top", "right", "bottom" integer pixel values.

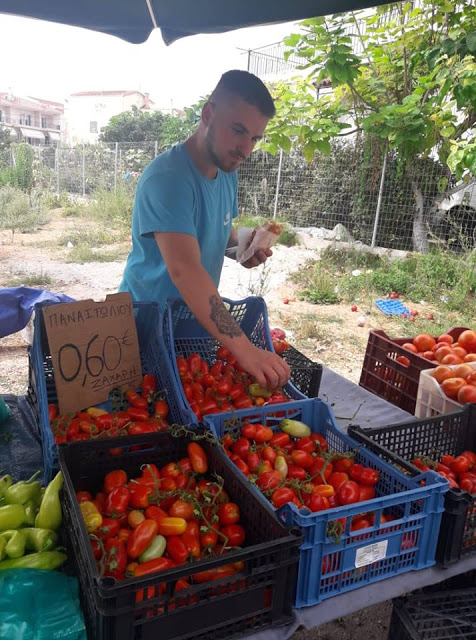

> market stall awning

[
  {"left": 18, "top": 127, "right": 45, "bottom": 140},
  {"left": 0, "top": 0, "right": 396, "bottom": 45},
  {"left": 47, "top": 131, "right": 60, "bottom": 141}
]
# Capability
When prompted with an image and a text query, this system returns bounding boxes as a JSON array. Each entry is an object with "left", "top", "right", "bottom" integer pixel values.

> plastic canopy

[{"left": 0, "top": 0, "right": 394, "bottom": 45}]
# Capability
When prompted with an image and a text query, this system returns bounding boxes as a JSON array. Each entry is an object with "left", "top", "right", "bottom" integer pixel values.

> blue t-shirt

[{"left": 120, "top": 144, "right": 238, "bottom": 308}]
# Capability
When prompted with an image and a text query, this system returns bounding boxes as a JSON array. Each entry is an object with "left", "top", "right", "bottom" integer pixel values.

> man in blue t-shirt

[{"left": 120, "top": 70, "right": 290, "bottom": 390}]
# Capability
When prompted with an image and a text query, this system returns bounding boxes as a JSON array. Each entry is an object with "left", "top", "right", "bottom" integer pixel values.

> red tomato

[
  {"left": 241, "top": 423, "right": 257, "bottom": 439},
  {"left": 218, "top": 502, "right": 240, "bottom": 525},
  {"left": 169, "top": 500, "right": 195, "bottom": 521},
  {"left": 220, "top": 524, "right": 246, "bottom": 547},
  {"left": 262, "top": 445, "right": 277, "bottom": 464},
  {"left": 413, "top": 334, "right": 436, "bottom": 352},
  {"left": 270, "top": 432, "right": 291, "bottom": 448},
  {"left": 287, "top": 464, "right": 307, "bottom": 481},
  {"left": 450, "top": 455, "right": 471, "bottom": 474},
  {"left": 336, "top": 481, "right": 360, "bottom": 506},
  {"left": 358, "top": 485, "right": 376, "bottom": 502},
  {"left": 333, "top": 457, "right": 354, "bottom": 473},
  {"left": 359, "top": 467, "right": 379, "bottom": 486},
  {"left": 232, "top": 437, "right": 251, "bottom": 459},
  {"left": 441, "top": 377, "right": 467, "bottom": 399},
  {"left": 457, "top": 385, "right": 476, "bottom": 404},
  {"left": 271, "top": 487, "right": 297, "bottom": 508},
  {"left": 458, "top": 330, "right": 476, "bottom": 353},
  {"left": 256, "top": 470, "right": 281, "bottom": 491},
  {"left": 291, "top": 450, "right": 314, "bottom": 469},
  {"left": 328, "top": 472, "right": 349, "bottom": 490},
  {"left": 310, "top": 433, "right": 328, "bottom": 452},
  {"left": 295, "top": 437, "right": 316, "bottom": 454},
  {"left": 307, "top": 493, "right": 329, "bottom": 512},
  {"left": 430, "top": 365, "right": 454, "bottom": 384},
  {"left": 254, "top": 425, "right": 274, "bottom": 443}
]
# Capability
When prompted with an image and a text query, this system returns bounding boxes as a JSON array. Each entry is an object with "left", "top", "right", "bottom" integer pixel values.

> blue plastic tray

[
  {"left": 204, "top": 398, "right": 448, "bottom": 608},
  {"left": 30, "top": 301, "right": 182, "bottom": 482},
  {"left": 159, "top": 296, "right": 305, "bottom": 425},
  {"left": 375, "top": 298, "right": 410, "bottom": 316}
]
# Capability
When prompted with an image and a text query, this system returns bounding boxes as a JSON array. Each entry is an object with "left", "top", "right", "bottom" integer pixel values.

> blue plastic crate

[
  {"left": 204, "top": 398, "right": 448, "bottom": 608},
  {"left": 30, "top": 301, "right": 183, "bottom": 483},
  {"left": 159, "top": 296, "right": 305, "bottom": 425}
]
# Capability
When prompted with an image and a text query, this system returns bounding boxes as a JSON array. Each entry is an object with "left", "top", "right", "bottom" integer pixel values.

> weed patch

[{"left": 66, "top": 244, "right": 127, "bottom": 264}]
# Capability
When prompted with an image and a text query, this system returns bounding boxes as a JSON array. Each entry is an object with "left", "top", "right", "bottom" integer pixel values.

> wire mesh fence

[{"left": 1, "top": 138, "right": 475, "bottom": 253}]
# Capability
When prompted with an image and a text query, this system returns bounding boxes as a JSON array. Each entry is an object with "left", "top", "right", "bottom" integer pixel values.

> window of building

[
  {"left": 41, "top": 117, "right": 47, "bottom": 128},
  {"left": 0, "top": 110, "right": 3, "bottom": 123},
  {"left": 90, "top": 121, "right": 98, "bottom": 133},
  {"left": 20, "top": 114, "right": 32, "bottom": 126}
]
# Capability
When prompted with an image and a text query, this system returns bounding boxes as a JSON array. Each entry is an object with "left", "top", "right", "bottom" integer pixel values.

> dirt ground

[
  {"left": 0, "top": 211, "right": 414, "bottom": 638},
  {"left": 0, "top": 209, "right": 413, "bottom": 395}
]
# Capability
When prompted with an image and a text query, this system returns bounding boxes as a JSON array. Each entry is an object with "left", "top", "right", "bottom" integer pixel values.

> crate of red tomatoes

[
  {"left": 204, "top": 398, "right": 448, "bottom": 607},
  {"left": 160, "top": 296, "right": 305, "bottom": 424},
  {"left": 29, "top": 301, "right": 182, "bottom": 482},
  {"left": 359, "top": 327, "right": 475, "bottom": 414},
  {"left": 58, "top": 431, "right": 301, "bottom": 640},
  {"left": 349, "top": 403, "right": 476, "bottom": 567}
]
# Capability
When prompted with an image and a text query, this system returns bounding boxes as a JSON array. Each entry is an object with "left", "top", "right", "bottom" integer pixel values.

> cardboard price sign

[{"left": 42, "top": 293, "right": 142, "bottom": 415}]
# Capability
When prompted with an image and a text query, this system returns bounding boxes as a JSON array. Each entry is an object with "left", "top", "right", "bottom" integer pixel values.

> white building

[
  {"left": 0, "top": 92, "right": 63, "bottom": 146},
  {"left": 64, "top": 90, "right": 154, "bottom": 145}
]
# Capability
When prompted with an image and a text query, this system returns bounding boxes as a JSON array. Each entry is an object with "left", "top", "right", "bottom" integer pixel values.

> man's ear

[{"left": 202, "top": 101, "right": 215, "bottom": 126}]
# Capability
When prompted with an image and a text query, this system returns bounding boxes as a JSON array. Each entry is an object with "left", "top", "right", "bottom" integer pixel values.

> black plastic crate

[
  {"left": 389, "top": 588, "right": 476, "bottom": 640},
  {"left": 281, "top": 346, "right": 322, "bottom": 398},
  {"left": 349, "top": 404, "right": 476, "bottom": 567},
  {"left": 58, "top": 432, "right": 301, "bottom": 640},
  {"left": 28, "top": 301, "right": 183, "bottom": 482}
]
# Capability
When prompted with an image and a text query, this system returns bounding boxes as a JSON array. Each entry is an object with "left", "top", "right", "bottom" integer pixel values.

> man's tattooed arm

[{"left": 209, "top": 294, "right": 243, "bottom": 339}]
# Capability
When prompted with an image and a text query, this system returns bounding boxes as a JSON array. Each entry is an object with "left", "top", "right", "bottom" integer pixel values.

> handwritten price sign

[{"left": 42, "top": 293, "right": 142, "bottom": 415}]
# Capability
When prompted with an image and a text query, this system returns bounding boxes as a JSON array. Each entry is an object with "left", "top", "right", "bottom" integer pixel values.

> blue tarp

[{"left": 0, "top": 287, "right": 74, "bottom": 338}]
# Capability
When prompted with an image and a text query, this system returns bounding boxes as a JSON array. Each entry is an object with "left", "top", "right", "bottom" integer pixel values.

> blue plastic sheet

[
  {"left": 0, "top": 569, "right": 86, "bottom": 640},
  {"left": 0, "top": 287, "right": 74, "bottom": 338}
]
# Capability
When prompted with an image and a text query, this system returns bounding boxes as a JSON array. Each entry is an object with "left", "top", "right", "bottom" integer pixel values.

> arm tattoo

[{"left": 209, "top": 294, "right": 243, "bottom": 338}]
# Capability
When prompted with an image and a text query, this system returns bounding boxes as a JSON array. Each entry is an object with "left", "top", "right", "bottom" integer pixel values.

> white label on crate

[{"left": 354, "top": 540, "right": 388, "bottom": 568}]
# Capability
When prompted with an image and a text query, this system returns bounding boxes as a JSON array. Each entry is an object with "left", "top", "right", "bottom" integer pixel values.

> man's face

[{"left": 204, "top": 97, "right": 270, "bottom": 173}]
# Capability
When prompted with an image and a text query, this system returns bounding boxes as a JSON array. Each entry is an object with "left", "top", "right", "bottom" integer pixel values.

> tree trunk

[{"left": 410, "top": 177, "right": 430, "bottom": 253}]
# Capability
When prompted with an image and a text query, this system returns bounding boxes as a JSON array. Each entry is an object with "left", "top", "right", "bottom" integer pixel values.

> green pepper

[
  {"left": 35, "top": 471, "right": 63, "bottom": 531},
  {"left": 0, "top": 536, "right": 6, "bottom": 561},
  {"left": 23, "top": 500, "right": 37, "bottom": 527},
  {"left": 0, "top": 504, "right": 25, "bottom": 531},
  {"left": 0, "top": 529, "right": 27, "bottom": 558},
  {"left": 139, "top": 534, "right": 166, "bottom": 563},
  {"left": 22, "top": 528, "right": 58, "bottom": 553},
  {"left": 0, "top": 550, "right": 67, "bottom": 572},
  {"left": 4, "top": 471, "right": 42, "bottom": 506},
  {"left": 0, "top": 475, "right": 13, "bottom": 500},
  {"left": 248, "top": 383, "right": 272, "bottom": 399}
]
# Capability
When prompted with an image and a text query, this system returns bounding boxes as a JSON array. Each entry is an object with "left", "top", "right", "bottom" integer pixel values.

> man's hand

[
  {"left": 241, "top": 247, "right": 273, "bottom": 269},
  {"left": 236, "top": 343, "right": 290, "bottom": 390}
]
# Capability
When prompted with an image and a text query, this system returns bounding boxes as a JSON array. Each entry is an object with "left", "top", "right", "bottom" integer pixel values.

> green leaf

[
  {"left": 440, "top": 126, "right": 455, "bottom": 138},
  {"left": 315, "top": 139, "right": 331, "bottom": 155},
  {"left": 466, "top": 31, "right": 476, "bottom": 53},
  {"left": 303, "top": 141, "right": 317, "bottom": 164},
  {"left": 279, "top": 136, "right": 292, "bottom": 154},
  {"left": 441, "top": 38, "right": 456, "bottom": 55},
  {"left": 284, "top": 33, "right": 301, "bottom": 47},
  {"left": 437, "top": 177, "right": 448, "bottom": 193}
]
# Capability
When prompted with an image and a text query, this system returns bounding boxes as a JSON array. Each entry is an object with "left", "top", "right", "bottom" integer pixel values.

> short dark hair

[{"left": 210, "top": 70, "right": 275, "bottom": 118}]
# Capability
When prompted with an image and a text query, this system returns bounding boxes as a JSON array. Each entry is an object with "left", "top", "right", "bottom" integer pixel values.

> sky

[{"left": 0, "top": 14, "right": 299, "bottom": 111}]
